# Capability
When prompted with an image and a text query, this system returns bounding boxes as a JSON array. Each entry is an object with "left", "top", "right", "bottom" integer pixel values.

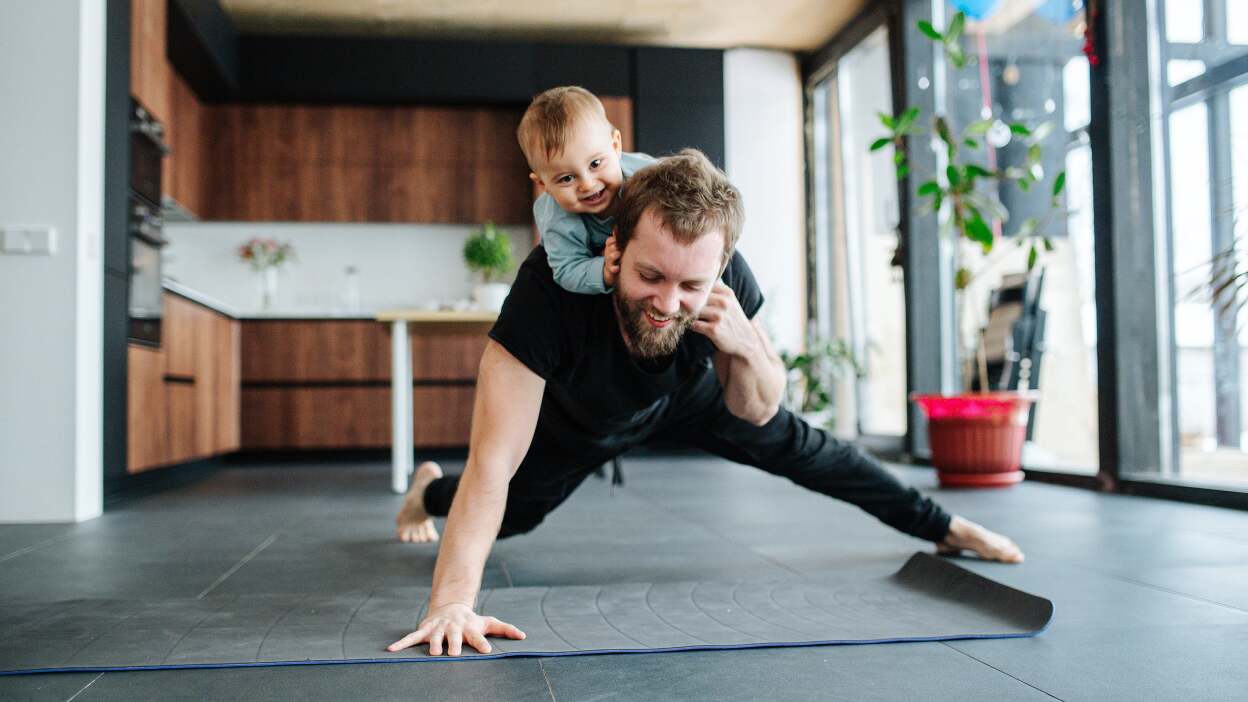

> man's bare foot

[
  {"left": 396, "top": 461, "right": 443, "bottom": 543},
  {"left": 937, "top": 515, "right": 1024, "bottom": 563}
]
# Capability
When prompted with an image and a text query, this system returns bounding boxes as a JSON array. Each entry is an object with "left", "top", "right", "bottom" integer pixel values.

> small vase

[
  {"left": 258, "top": 267, "right": 279, "bottom": 309},
  {"left": 472, "top": 282, "right": 511, "bottom": 312}
]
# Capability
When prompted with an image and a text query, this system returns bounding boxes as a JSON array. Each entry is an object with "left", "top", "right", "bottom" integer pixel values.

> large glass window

[
  {"left": 808, "top": 26, "right": 910, "bottom": 441},
  {"left": 1154, "top": 0, "right": 1248, "bottom": 487},
  {"left": 931, "top": 0, "right": 1099, "bottom": 473},
  {"left": 835, "top": 28, "right": 909, "bottom": 438}
]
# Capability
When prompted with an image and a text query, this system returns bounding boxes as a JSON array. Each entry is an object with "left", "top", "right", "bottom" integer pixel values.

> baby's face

[{"left": 530, "top": 120, "right": 624, "bottom": 216}]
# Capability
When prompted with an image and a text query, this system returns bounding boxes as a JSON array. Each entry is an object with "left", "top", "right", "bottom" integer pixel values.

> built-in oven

[
  {"left": 128, "top": 196, "right": 165, "bottom": 344},
  {"left": 127, "top": 100, "right": 169, "bottom": 345}
]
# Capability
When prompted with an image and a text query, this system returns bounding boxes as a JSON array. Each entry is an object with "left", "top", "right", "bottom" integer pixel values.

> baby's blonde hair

[{"left": 517, "top": 86, "right": 615, "bottom": 167}]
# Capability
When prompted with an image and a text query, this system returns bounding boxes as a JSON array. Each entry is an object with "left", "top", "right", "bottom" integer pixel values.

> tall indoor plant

[
  {"left": 463, "top": 221, "right": 515, "bottom": 311},
  {"left": 876, "top": 10, "right": 1068, "bottom": 487}
]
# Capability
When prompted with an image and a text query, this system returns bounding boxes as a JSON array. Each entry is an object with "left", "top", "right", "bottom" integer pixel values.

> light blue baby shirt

[{"left": 535, "top": 152, "right": 655, "bottom": 295}]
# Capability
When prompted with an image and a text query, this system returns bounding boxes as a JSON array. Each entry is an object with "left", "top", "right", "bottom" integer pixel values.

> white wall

[
  {"left": 0, "top": 1, "right": 105, "bottom": 522},
  {"left": 162, "top": 222, "right": 534, "bottom": 314},
  {"left": 724, "top": 49, "right": 808, "bottom": 354}
]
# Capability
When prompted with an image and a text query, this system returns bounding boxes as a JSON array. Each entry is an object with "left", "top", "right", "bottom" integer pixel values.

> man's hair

[
  {"left": 614, "top": 149, "right": 744, "bottom": 267},
  {"left": 517, "top": 86, "right": 614, "bottom": 167}
]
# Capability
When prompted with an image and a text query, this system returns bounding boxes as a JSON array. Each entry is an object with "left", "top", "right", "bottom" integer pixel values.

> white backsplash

[{"left": 162, "top": 221, "right": 534, "bottom": 314}]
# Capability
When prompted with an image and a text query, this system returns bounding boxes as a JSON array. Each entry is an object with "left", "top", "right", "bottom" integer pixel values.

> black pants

[{"left": 423, "top": 367, "right": 951, "bottom": 542}]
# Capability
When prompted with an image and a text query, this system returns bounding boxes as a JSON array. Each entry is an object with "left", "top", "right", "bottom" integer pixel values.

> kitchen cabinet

[
  {"left": 239, "top": 320, "right": 488, "bottom": 449},
  {"left": 199, "top": 104, "right": 538, "bottom": 224},
  {"left": 126, "top": 344, "right": 168, "bottom": 473},
  {"left": 126, "top": 292, "right": 240, "bottom": 473},
  {"left": 241, "top": 387, "right": 391, "bottom": 449},
  {"left": 213, "top": 313, "right": 242, "bottom": 452},
  {"left": 130, "top": 0, "right": 207, "bottom": 218},
  {"left": 163, "top": 294, "right": 198, "bottom": 378},
  {"left": 130, "top": 0, "right": 172, "bottom": 124},
  {"left": 167, "top": 71, "right": 206, "bottom": 216},
  {"left": 241, "top": 321, "right": 390, "bottom": 382}
]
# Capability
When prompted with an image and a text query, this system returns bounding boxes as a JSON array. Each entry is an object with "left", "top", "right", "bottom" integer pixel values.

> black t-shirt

[{"left": 488, "top": 245, "right": 765, "bottom": 437}]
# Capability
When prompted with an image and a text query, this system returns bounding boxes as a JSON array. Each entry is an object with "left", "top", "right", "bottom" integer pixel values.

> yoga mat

[{"left": 0, "top": 553, "right": 1051, "bottom": 676}]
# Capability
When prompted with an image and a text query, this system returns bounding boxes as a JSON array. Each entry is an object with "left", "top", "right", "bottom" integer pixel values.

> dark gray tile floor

[{"left": 2, "top": 455, "right": 1246, "bottom": 701}]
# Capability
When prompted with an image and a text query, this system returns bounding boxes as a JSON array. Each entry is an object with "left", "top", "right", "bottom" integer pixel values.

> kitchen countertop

[
  {"left": 162, "top": 279, "right": 243, "bottom": 317},
  {"left": 162, "top": 279, "right": 498, "bottom": 322},
  {"left": 375, "top": 309, "right": 499, "bottom": 323}
]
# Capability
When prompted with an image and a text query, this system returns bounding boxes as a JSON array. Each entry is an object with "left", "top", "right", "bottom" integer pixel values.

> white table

[{"left": 375, "top": 309, "right": 498, "bottom": 494}]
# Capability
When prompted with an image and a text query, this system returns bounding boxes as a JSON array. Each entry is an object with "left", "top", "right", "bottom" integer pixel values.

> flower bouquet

[{"left": 237, "top": 237, "right": 296, "bottom": 309}]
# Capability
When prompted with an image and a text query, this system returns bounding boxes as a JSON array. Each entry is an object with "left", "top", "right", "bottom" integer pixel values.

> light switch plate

[{"left": 0, "top": 226, "right": 57, "bottom": 255}]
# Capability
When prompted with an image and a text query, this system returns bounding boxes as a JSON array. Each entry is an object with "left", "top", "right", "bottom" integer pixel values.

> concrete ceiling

[{"left": 218, "top": 0, "right": 873, "bottom": 51}]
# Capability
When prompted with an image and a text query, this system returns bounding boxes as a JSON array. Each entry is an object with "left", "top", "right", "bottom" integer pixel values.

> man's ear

[{"left": 718, "top": 247, "right": 734, "bottom": 278}]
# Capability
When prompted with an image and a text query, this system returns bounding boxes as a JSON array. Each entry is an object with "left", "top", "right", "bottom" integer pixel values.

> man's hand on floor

[{"left": 386, "top": 602, "right": 526, "bottom": 656}]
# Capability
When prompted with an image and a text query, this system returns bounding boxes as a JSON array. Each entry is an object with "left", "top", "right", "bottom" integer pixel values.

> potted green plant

[
  {"left": 781, "top": 337, "right": 863, "bottom": 431},
  {"left": 874, "top": 10, "right": 1068, "bottom": 487},
  {"left": 463, "top": 221, "right": 515, "bottom": 311}
]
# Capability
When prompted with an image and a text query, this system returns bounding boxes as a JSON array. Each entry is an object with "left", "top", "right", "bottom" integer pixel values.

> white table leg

[{"left": 391, "top": 320, "right": 413, "bottom": 494}]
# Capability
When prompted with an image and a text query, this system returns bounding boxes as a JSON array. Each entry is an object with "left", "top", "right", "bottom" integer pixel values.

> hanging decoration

[
  {"left": 952, "top": 0, "right": 1003, "bottom": 21},
  {"left": 1081, "top": 0, "right": 1100, "bottom": 66},
  {"left": 1035, "top": 0, "right": 1083, "bottom": 24}
]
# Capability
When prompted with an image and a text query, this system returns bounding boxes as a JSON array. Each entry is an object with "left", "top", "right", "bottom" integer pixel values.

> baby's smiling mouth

[{"left": 580, "top": 188, "right": 607, "bottom": 205}]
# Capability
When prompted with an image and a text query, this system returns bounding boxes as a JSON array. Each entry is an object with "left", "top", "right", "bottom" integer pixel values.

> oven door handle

[
  {"left": 131, "top": 221, "right": 167, "bottom": 247},
  {"left": 130, "top": 121, "right": 172, "bottom": 155}
]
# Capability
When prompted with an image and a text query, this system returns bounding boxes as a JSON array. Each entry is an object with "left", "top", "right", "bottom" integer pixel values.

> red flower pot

[{"left": 911, "top": 392, "right": 1040, "bottom": 488}]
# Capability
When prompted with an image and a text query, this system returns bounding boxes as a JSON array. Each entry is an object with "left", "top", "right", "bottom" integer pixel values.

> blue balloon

[
  {"left": 952, "top": 0, "right": 1003, "bottom": 20},
  {"left": 1035, "top": 0, "right": 1083, "bottom": 24}
]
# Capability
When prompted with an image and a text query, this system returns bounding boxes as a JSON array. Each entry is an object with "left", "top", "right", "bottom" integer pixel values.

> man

[{"left": 388, "top": 150, "right": 1023, "bottom": 657}]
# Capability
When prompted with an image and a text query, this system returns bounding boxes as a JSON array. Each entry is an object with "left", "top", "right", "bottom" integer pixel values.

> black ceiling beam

[{"left": 167, "top": 0, "right": 240, "bottom": 101}]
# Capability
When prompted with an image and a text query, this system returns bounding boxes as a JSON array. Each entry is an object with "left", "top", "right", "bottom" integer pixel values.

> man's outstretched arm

[{"left": 387, "top": 339, "right": 546, "bottom": 656}]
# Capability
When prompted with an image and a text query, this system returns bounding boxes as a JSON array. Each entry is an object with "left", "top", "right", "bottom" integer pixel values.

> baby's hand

[{"left": 603, "top": 235, "right": 622, "bottom": 288}]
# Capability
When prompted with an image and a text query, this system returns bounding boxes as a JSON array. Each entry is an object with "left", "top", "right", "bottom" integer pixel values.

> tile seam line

[
  {"left": 538, "top": 657, "right": 557, "bottom": 702},
  {"left": 196, "top": 533, "right": 279, "bottom": 600},
  {"left": 940, "top": 641, "right": 1067, "bottom": 701},
  {"left": 1055, "top": 558, "right": 1248, "bottom": 617},
  {"left": 1103, "top": 571, "right": 1248, "bottom": 617},
  {"left": 64, "top": 671, "right": 104, "bottom": 702},
  {"left": 0, "top": 532, "right": 75, "bottom": 564}
]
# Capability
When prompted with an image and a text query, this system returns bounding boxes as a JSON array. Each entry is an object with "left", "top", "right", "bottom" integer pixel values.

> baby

[{"left": 517, "top": 86, "right": 655, "bottom": 294}]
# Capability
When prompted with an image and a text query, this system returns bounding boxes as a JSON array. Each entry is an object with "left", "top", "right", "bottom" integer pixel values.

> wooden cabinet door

[
  {"left": 166, "top": 382, "right": 197, "bottom": 465},
  {"left": 216, "top": 317, "right": 241, "bottom": 453},
  {"left": 192, "top": 304, "right": 217, "bottom": 458},
  {"left": 411, "top": 331, "right": 489, "bottom": 381},
  {"left": 127, "top": 344, "right": 168, "bottom": 473},
  {"left": 202, "top": 105, "right": 533, "bottom": 224},
  {"left": 241, "top": 321, "right": 390, "bottom": 382},
  {"left": 167, "top": 72, "right": 204, "bottom": 216},
  {"left": 164, "top": 295, "right": 197, "bottom": 379},
  {"left": 413, "top": 386, "right": 476, "bottom": 448},
  {"left": 130, "top": 0, "right": 171, "bottom": 123},
  {"left": 240, "top": 387, "right": 391, "bottom": 449}
]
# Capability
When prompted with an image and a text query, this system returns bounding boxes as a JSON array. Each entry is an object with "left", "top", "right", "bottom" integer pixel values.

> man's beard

[{"left": 612, "top": 292, "right": 695, "bottom": 361}]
